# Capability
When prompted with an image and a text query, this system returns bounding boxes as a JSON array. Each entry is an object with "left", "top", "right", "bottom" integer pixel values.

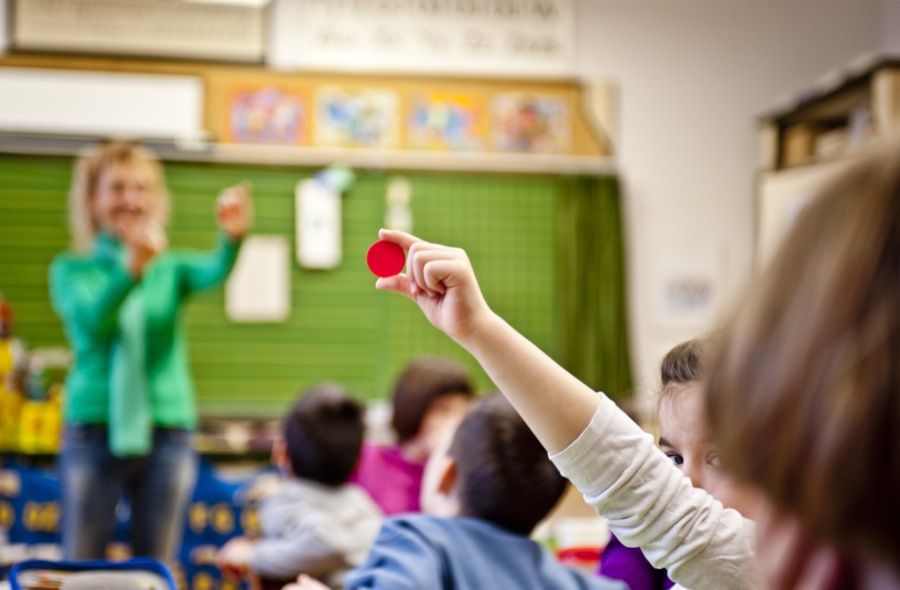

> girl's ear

[{"left": 271, "top": 438, "right": 291, "bottom": 474}]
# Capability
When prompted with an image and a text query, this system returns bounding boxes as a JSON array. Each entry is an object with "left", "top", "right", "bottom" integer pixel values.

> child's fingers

[
  {"left": 375, "top": 274, "right": 416, "bottom": 301},
  {"left": 409, "top": 248, "right": 454, "bottom": 295},
  {"left": 423, "top": 259, "right": 466, "bottom": 294},
  {"left": 379, "top": 228, "right": 422, "bottom": 251},
  {"left": 407, "top": 242, "right": 442, "bottom": 297}
]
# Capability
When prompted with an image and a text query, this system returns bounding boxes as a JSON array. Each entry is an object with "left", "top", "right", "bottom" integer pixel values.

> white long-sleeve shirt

[{"left": 550, "top": 394, "right": 756, "bottom": 590}]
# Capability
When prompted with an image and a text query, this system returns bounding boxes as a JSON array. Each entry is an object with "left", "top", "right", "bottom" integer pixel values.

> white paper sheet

[{"left": 226, "top": 235, "right": 291, "bottom": 323}]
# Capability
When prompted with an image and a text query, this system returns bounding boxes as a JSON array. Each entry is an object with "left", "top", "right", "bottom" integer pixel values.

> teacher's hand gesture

[
  {"left": 217, "top": 183, "right": 253, "bottom": 241},
  {"left": 124, "top": 221, "right": 167, "bottom": 279}
]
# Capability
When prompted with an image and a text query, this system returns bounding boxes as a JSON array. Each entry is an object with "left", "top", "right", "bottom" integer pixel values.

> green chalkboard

[{"left": 0, "top": 154, "right": 561, "bottom": 415}]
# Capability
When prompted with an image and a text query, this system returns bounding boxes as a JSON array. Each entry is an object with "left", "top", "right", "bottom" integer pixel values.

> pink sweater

[{"left": 350, "top": 444, "right": 425, "bottom": 515}]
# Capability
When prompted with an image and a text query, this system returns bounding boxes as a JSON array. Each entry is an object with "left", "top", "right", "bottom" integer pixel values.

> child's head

[
  {"left": 420, "top": 393, "right": 567, "bottom": 535},
  {"left": 657, "top": 338, "right": 749, "bottom": 513},
  {"left": 277, "top": 384, "right": 365, "bottom": 486},
  {"left": 706, "top": 145, "right": 900, "bottom": 585},
  {"left": 390, "top": 357, "right": 474, "bottom": 457}
]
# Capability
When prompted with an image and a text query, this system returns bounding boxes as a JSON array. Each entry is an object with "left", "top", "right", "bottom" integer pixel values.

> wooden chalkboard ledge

[{"left": 0, "top": 133, "right": 617, "bottom": 176}]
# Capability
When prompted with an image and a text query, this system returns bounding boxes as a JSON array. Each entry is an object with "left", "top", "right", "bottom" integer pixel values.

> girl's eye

[{"left": 665, "top": 452, "right": 684, "bottom": 467}]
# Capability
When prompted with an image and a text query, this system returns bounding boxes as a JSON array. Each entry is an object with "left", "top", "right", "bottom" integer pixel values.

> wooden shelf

[
  {"left": 758, "top": 58, "right": 900, "bottom": 171},
  {"left": 0, "top": 132, "right": 616, "bottom": 176}
]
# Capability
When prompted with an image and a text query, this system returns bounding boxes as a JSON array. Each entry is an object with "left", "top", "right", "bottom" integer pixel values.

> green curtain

[{"left": 556, "top": 176, "right": 633, "bottom": 398}]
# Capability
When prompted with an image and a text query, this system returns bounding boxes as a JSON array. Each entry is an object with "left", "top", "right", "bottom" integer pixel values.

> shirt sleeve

[
  {"left": 251, "top": 528, "right": 345, "bottom": 581},
  {"left": 344, "top": 521, "right": 444, "bottom": 590},
  {"left": 49, "top": 256, "right": 136, "bottom": 337},
  {"left": 177, "top": 233, "right": 241, "bottom": 297},
  {"left": 550, "top": 395, "right": 756, "bottom": 590},
  {"left": 251, "top": 490, "right": 344, "bottom": 580}
]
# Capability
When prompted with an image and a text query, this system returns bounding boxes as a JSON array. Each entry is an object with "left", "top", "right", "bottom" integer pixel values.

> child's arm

[
  {"left": 374, "top": 229, "right": 599, "bottom": 454},
  {"left": 250, "top": 529, "right": 344, "bottom": 581},
  {"left": 375, "top": 230, "right": 755, "bottom": 590},
  {"left": 550, "top": 394, "right": 755, "bottom": 589}
]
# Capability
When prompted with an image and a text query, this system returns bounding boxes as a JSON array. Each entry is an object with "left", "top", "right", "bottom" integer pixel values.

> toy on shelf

[
  {"left": 0, "top": 297, "right": 27, "bottom": 453},
  {"left": 17, "top": 349, "right": 70, "bottom": 455}
]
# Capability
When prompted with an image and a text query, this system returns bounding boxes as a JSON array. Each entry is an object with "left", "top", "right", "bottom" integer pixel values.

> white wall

[
  {"left": 0, "top": 0, "right": 7, "bottom": 53},
  {"left": 576, "top": 0, "right": 882, "bottom": 403},
  {"left": 878, "top": 0, "right": 900, "bottom": 54}
]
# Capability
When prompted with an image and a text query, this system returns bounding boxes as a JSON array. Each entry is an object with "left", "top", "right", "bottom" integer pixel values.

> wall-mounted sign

[
  {"left": 13, "top": 0, "right": 266, "bottom": 62},
  {"left": 651, "top": 238, "right": 724, "bottom": 330},
  {"left": 271, "top": 0, "right": 576, "bottom": 78}
]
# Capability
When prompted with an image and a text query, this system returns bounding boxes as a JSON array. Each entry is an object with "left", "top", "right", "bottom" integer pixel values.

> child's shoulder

[{"left": 381, "top": 514, "right": 521, "bottom": 546}]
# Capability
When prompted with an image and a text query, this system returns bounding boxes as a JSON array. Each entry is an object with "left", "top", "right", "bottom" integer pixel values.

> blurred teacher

[{"left": 49, "top": 141, "right": 252, "bottom": 561}]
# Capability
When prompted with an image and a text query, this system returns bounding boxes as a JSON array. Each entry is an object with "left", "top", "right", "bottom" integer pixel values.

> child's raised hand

[{"left": 375, "top": 229, "right": 495, "bottom": 346}]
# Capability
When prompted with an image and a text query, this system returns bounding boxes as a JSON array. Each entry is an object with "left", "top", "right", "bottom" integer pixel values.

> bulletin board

[{"left": 0, "top": 154, "right": 562, "bottom": 416}]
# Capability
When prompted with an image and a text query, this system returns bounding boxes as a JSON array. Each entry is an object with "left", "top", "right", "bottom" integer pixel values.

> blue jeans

[{"left": 59, "top": 424, "right": 197, "bottom": 561}]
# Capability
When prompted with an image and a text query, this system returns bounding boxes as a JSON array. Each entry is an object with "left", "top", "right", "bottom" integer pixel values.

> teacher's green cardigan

[{"left": 50, "top": 233, "right": 241, "bottom": 443}]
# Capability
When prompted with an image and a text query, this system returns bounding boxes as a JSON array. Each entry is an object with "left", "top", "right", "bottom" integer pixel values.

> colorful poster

[
  {"left": 407, "top": 92, "right": 486, "bottom": 151},
  {"left": 314, "top": 87, "right": 400, "bottom": 149},
  {"left": 227, "top": 86, "right": 308, "bottom": 144},
  {"left": 491, "top": 93, "right": 570, "bottom": 154}
]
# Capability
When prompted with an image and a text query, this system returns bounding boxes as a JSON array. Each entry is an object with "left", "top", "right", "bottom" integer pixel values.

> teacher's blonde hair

[{"left": 69, "top": 141, "right": 170, "bottom": 251}]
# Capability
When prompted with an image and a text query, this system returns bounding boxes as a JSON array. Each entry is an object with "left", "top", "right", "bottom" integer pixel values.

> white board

[
  {"left": 12, "top": 0, "right": 265, "bottom": 62},
  {"left": 269, "top": 0, "right": 577, "bottom": 78},
  {"left": 0, "top": 67, "right": 204, "bottom": 140}
]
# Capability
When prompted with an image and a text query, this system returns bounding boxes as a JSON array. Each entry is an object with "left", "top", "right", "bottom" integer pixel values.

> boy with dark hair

[
  {"left": 217, "top": 384, "right": 382, "bottom": 588},
  {"left": 295, "top": 394, "right": 625, "bottom": 590}
]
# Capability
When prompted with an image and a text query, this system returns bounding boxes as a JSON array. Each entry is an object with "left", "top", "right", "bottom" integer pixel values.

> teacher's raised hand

[{"left": 216, "top": 183, "right": 254, "bottom": 241}]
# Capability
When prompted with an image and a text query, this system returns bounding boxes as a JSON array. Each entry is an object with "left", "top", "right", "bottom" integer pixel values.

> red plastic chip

[{"left": 367, "top": 240, "right": 406, "bottom": 278}]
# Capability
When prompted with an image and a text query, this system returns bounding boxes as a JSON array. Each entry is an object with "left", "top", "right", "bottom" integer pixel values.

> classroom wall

[
  {"left": 879, "top": 0, "right": 900, "bottom": 54},
  {"left": 575, "top": 0, "right": 883, "bottom": 403}
]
